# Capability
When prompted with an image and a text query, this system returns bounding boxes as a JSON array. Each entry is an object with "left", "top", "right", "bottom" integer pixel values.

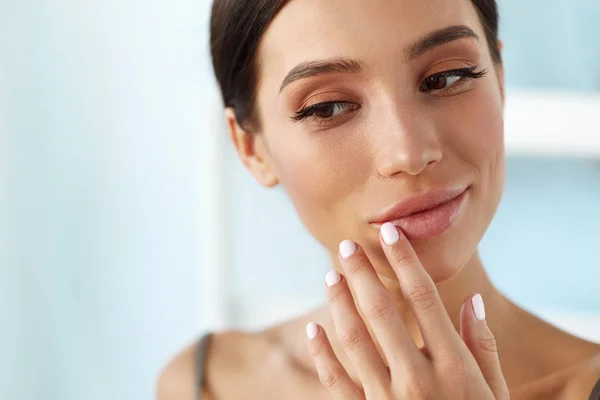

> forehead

[{"left": 257, "top": 0, "right": 484, "bottom": 89}]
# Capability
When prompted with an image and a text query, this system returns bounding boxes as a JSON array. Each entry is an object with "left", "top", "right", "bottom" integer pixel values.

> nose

[{"left": 375, "top": 108, "right": 443, "bottom": 178}]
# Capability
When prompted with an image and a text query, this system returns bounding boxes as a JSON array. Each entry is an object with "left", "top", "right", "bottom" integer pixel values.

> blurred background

[{"left": 2, "top": 0, "right": 600, "bottom": 399}]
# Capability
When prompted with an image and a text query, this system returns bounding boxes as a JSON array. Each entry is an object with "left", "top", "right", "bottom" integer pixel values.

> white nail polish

[
  {"left": 339, "top": 240, "right": 357, "bottom": 258},
  {"left": 381, "top": 222, "right": 400, "bottom": 245},
  {"left": 325, "top": 270, "right": 341, "bottom": 287},
  {"left": 472, "top": 293, "right": 486, "bottom": 321},
  {"left": 306, "top": 321, "right": 319, "bottom": 339}
]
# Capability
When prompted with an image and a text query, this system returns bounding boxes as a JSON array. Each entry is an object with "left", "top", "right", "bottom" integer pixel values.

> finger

[
  {"left": 325, "top": 270, "right": 390, "bottom": 393},
  {"left": 379, "top": 222, "right": 462, "bottom": 356},
  {"left": 307, "top": 322, "right": 364, "bottom": 400},
  {"left": 338, "top": 239, "right": 424, "bottom": 371},
  {"left": 460, "top": 294, "right": 510, "bottom": 399}
]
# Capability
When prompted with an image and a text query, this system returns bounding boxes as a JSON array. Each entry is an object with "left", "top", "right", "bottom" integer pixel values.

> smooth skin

[{"left": 157, "top": 0, "right": 600, "bottom": 398}]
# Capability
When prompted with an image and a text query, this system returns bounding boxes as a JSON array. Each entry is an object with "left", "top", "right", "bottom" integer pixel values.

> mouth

[{"left": 370, "top": 186, "right": 470, "bottom": 241}]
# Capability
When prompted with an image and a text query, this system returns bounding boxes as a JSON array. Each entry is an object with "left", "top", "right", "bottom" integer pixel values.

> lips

[{"left": 370, "top": 186, "right": 469, "bottom": 240}]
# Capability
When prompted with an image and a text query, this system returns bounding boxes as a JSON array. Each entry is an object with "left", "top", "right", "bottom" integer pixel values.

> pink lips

[{"left": 370, "top": 187, "right": 469, "bottom": 240}]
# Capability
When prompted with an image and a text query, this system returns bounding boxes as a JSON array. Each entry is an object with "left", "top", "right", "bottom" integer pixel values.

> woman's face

[{"left": 244, "top": 0, "right": 505, "bottom": 281}]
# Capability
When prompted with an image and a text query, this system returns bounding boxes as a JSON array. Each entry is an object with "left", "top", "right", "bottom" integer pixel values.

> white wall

[{"left": 1, "top": 0, "right": 216, "bottom": 398}]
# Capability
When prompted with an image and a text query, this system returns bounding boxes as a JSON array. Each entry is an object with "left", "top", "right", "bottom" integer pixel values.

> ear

[
  {"left": 495, "top": 40, "right": 505, "bottom": 108},
  {"left": 224, "top": 108, "right": 279, "bottom": 188}
]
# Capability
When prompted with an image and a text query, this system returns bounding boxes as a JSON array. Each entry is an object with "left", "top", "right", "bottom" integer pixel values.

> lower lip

[{"left": 372, "top": 188, "right": 469, "bottom": 241}]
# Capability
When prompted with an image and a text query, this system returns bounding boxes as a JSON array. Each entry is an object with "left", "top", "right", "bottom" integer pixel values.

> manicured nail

[
  {"left": 381, "top": 222, "right": 400, "bottom": 245},
  {"left": 339, "top": 240, "right": 357, "bottom": 259},
  {"left": 325, "top": 270, "right": 341, "bottom": 287},
  {"left": 306, "top": 321, "right": 319, "bottom": 339},
  {"left": 472, "top": 293, "right": 486, "bottom": 321}
]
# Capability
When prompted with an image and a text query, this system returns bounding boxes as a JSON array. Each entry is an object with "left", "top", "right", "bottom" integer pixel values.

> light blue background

[{"left": 1, "top": 0, "right": 599, "bottom": 399}]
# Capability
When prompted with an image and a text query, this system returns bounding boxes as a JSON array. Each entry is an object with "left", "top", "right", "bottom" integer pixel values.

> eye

[
  {"left": 291, "top": 101, "right": 359, "bottom": 122},
  {"left": 421, "top": 74, "right": 461, "bottom": 91},
  {"left": 419, "top": 66, "right": 488, "bottom": 94},
  {"left": 313, "top": 102, "right": 349, "bottom": 118}
]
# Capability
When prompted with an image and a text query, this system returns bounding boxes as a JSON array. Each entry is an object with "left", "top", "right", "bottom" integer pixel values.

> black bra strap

[
  {"left": 589, "top": 376, "right": 600, "bottom": 400},
  {"left": 196, "top": 333, "right": 213, "bottom": 400}
]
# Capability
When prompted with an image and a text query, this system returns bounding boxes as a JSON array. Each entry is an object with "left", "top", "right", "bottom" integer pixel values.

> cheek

[
  {"left": 442, "top": 83, "right": 505, "bottom": 196},
  {"left": 448, "top": 92, "right": 504, "bottom": 161},
  {"left": 466, "top": 87, "right": 506, "bottom": 202},
  {"left": 268, "top": 131, "right": 371, "bottom": 247}
]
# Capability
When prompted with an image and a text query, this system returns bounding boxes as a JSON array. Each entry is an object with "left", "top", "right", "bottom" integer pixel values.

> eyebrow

[
  {"left": 278, "top": 24, "right": 480, "bottom": 94},
  {"left": 406, "top": 24, "right": 479, "bottom": 61},
  {"left": 279, "top": 58, "right": 363, "bottom": 94}
]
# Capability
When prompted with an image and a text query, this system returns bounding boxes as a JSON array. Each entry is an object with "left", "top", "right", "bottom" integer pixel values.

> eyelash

[{"left": 291, "top": 65, "right": 488, "bottom": 123}]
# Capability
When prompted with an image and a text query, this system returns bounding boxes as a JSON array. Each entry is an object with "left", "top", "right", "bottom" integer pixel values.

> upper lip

[{"left": 370, "top": 186, "right": 468, "bottom": 224}]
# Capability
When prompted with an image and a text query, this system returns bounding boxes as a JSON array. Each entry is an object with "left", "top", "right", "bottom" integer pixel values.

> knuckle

[
  {"left": 326, "top": 285, "right": 347, "bottom": 304},
  {"left": 437, "top": 350, "right": 463, "bottom": 369},
  {"left": 364, "top": 295, "right": 395, "bottom": 321},
  {"left": 391, "top": 363, "right": 430, "bottom": 398},
  {"left": 309, "top": 343, "right": 325, "bottom": 358},
  {"left": 408, "top": 282, "right": 439, "bottom": 312},
  {"left": 478, "top": 333, "right": 498, "bottom": 353},
  {"left": 345, "top": 260, "right": 366, "bottom": 275},
  {"left": 438, "top": 354, "right": 467, "bottom": 379},
  {"left": 402, "top": 374, "right": 431, "bottom": 399},
  {"left": 340, "top": 328, "right": 364, "bottom": 349},
  {"left": 320, "top": 368, "right": 342, "bottom": 390},
  {"left": 390, "top": 249, "right": 414, "bottom": 266}
]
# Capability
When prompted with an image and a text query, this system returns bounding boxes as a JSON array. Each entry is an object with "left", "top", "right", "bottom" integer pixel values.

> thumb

[{"left": 460, "top": 293, "right": 509, "bottom": 399}]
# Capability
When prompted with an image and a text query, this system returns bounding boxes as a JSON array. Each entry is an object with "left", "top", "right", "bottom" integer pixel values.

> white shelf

[{"left": 505, "top": 90, "right": 600, "bottom": 158}]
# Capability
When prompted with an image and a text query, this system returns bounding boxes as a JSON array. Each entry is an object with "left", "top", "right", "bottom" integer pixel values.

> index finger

[{"left": 379, "top": 222, "right": 463, "bottom": 357}]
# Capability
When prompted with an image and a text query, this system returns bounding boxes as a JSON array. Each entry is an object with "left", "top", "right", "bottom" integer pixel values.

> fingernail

[
  {"left": 306, "top": 321, "right": 319, "bottom": 339},
  {"left": 381, "top": 222, "right": 400, "bottom": 245},
  {"left": 325, "top": 270, "right": 341, "bottom": 287},
  {"left": 339, "top": 239, "right": 357, "bottom": 259},
  {"left": 472, "top": 293, "right": 486, "bottom": 321}
]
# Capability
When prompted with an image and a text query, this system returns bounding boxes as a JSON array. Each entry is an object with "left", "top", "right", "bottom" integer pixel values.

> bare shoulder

[
  {"left": 563, "top": 352, "right": 600, "bottom": 399},
  {"left": 155, "top": 332, "right": 254, "bottom": 400},
  {"left": 155, "top": 330, "right": 292, "bottom": 400},
  {"left": 156, "top": 338, "right": 200, "bottom": 400},
  {"left": 156, "top": 307, "right": 327, "bottom": 400},
  {"left": 509, "top": 352, "right": 600, "bottom": 400}
]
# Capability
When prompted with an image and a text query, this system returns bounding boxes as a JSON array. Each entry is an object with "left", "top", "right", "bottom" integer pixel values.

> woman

[{"left": 158, "top": 0, "right": 600, "bottom": 398}]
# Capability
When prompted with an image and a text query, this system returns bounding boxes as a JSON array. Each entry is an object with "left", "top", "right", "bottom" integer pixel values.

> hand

[{"left": 306, "top": 222, "right": 509, "bottom": 399}]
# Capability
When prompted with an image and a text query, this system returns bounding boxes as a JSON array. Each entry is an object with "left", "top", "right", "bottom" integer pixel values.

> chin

[
  {"left": 414, "top": 209, "right": 488, "bottom": 283},
  {"left": 412, "top": 238, "right": 474, "bottom": 282}
]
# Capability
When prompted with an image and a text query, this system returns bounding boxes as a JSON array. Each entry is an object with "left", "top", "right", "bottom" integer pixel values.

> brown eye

[
  {"left": 302, "top": 102, "right": 354, "bottom": 119},
  {"left": 314, "top": 106, "right": 335, "bottom": 118},
  {"left": 291, "top": 101, "right": 359, "bottom": 123},
  {"left": 420, "top": 73, "right": 461, "bottom": 92},
  {"left": 425, "top": 75, "right": 447, "bottom": 91}
]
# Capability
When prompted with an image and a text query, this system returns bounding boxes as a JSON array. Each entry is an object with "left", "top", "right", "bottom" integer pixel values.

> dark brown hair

[{"left": 210, "top": 0, "right": 501, "bottom": 132}]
